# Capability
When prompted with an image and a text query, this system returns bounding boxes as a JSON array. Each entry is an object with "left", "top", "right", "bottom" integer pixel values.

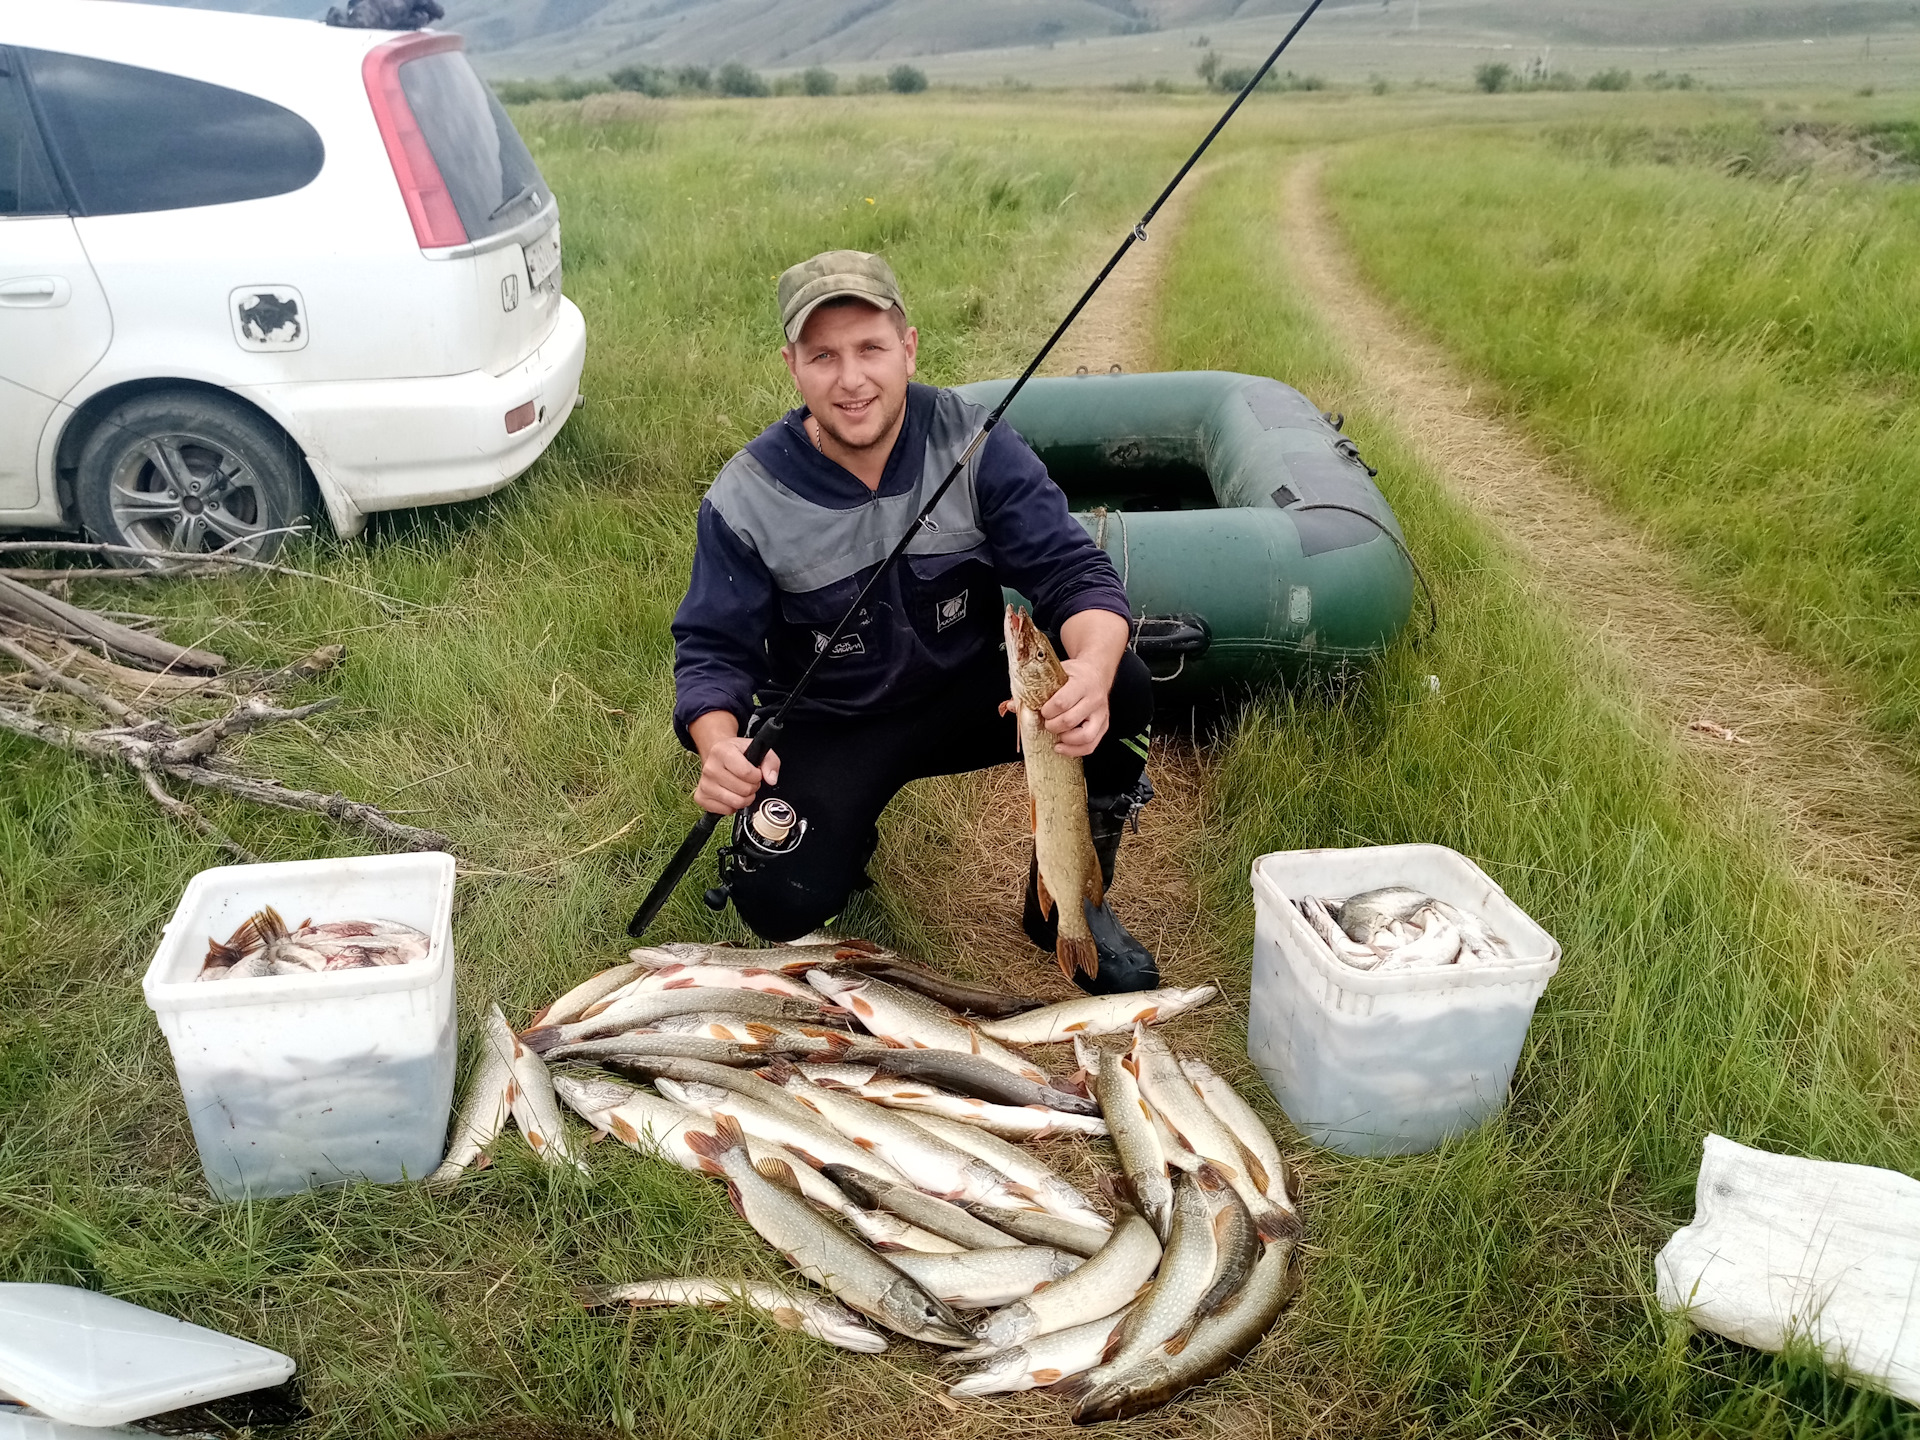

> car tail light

[{"left": 363, "top": 33, "right": 468, "bottom": 249}]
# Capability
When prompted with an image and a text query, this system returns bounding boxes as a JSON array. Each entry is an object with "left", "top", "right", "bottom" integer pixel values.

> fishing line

[{"left": 629, "top": 0, "right": 1333, "bottom": 937}]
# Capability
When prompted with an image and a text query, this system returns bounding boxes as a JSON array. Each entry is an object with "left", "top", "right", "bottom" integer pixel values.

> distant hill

[{"left": 127, "top": 0, "right": 1920, "bottom": 83}]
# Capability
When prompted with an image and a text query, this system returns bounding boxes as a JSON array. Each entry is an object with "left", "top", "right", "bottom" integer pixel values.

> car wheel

[{"left": 74, "top": 390, "right": 308, "bottom": 566}]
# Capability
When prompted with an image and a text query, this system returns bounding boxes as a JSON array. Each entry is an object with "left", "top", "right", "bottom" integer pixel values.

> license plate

[{"left": 524, "top": 223, "right": 561, "bottom": 291}]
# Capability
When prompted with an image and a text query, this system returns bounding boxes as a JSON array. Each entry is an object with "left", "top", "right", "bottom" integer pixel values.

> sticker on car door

[{"left": 230, "top": 286, "right": 307, "bottom": 351}]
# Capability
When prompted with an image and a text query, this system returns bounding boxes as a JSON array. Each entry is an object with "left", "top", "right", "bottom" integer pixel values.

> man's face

[{"left": 782, "top": 302, "right": 918, "bottom": 455}]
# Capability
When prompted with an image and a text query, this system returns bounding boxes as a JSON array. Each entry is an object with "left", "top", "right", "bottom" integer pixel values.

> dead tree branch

[
  {"left": 137, "top": 766, "right": 260, "bottom": 864},
  {"left": 0, "top": 697, "right": 450, "bottom": 854},
  {"left": 0, "top": 540, "right": 427, "bottom": 611},
  {"left": 0, "top": 572, "right": 225, "bottom": 672},
  {"left": 0, "top": 637, "right": 146, "bottom": 724}
]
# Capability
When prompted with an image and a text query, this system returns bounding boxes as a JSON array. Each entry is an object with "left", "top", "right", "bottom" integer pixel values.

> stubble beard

[{"left": 815, "top": 385, "right": 907, "bottom": 464}]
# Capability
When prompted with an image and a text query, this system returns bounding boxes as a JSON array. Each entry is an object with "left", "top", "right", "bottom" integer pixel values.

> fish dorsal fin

[
  {"left": 254, "top": 905, "right": 289, "bottom": 943},
  {"left": 755, "top": 1157, "right": 803, "bottom": 1192},
  {"left": 743, "top": 1022, "right": 779, "bottom": 1047}
]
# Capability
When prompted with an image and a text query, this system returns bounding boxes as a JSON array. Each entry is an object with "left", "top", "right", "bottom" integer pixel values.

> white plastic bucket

[
  {"left": 142, "top": 853, "right": 458, "bottom": 1200},
  {"left": 1248, "top": 844, "right": 1561, "bottom": 1156}
]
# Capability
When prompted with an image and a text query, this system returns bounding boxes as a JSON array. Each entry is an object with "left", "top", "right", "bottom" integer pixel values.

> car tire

[{"left": 74, "top": 390, "right": 309, "bottom": 567}]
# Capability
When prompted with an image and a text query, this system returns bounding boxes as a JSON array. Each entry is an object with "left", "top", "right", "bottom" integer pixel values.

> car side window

[
  {"left": 0, "top": 50, "right": 65, "bottom": 216},
  {"left": 19, "top": 48, "right": 323, "bottom": 217}
]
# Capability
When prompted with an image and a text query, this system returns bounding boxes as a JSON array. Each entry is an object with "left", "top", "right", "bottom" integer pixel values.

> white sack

[{"left": 1655, "top": 1133, "right": 1920, "bottom": 1404}]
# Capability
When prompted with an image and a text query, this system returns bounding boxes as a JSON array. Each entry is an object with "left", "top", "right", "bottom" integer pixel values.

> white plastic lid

[
  {"left": 0, "top": 1285, "right": 295, "bottom": 1427},
  {"left": 0, "top": 1408, "right": 146, "bottom": 1438}
]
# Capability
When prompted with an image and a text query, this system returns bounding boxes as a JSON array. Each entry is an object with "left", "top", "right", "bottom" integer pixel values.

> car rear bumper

[{"left": 239, "top": 295, "right": 587, "bottom": 535}]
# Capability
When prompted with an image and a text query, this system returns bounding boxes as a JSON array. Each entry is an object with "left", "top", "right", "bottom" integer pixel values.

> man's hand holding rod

[{"left": 690, "top": 711, "right": 780, "bottom": 815}]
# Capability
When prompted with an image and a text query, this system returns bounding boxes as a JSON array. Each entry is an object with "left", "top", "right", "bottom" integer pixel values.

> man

[{"left": 671, "top": 249, "right": 1159, "bottom": 993}]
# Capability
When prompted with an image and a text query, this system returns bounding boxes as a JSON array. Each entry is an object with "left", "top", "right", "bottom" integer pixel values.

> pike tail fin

[{"left": 1057, "top": 934, "right": 1098, "bottom": 979}]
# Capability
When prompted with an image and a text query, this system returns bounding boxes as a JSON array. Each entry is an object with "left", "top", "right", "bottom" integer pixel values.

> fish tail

[
  {"left": 519, "top": 1027, "right": 561, "bottom": 1054},
  {"left": 1058, "top": 934, "right": 1098, "bottom": 979}
]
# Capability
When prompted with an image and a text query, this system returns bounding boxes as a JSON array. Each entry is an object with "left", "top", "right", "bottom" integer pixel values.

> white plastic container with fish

[
  {"left": 1248, "top": 844, "right": 1560, "bottom": 1156},
  {"left": 142, "top": 853, "right": 458, "bottom": 1199}
]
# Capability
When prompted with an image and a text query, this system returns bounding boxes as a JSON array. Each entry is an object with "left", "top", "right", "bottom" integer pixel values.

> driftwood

[
  {"left": 0, "top": 538, "right": 425, "bottom": 611},
  {"left": 0, "top": 574, "right": 445, "bottom": 855},
  {"left": 0, "top": 571, "right": 224, "bottom": 672},
  {"left": 0, "top": 695, "right": 450, "bottom": 855}
]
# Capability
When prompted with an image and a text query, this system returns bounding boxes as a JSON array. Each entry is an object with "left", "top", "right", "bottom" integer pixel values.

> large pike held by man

[{"left": 1002, "top": 606, "right": 1104, "bottom": 978}]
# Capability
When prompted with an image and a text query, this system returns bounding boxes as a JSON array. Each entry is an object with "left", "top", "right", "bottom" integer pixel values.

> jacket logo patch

[
  {"left": 814, "top": 630, "right": 866, "bottom": 658},
  {"left": 935, "top": 592, "right": 968, "bottom": 632}
]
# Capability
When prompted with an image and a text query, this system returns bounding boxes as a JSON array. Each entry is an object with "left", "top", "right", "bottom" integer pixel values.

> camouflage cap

[{"left": 777, "top": 249, "right": 905, "bottom": 344}]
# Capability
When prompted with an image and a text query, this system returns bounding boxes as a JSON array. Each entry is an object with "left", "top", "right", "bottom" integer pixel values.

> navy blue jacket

[{"left": 672, "top": 383, "right": 1129, "bottom": 746}]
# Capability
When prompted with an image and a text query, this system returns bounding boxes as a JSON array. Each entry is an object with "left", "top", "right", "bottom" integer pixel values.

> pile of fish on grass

[
  {"left": 198, "top": 905, "right": 428, "bottom": 980},
  {"left": 432, "top": 936, "right": 1302, "bottom": 1423},
  {"left": 1294, "top": 886, "right": 1512, "bottom": 973}
]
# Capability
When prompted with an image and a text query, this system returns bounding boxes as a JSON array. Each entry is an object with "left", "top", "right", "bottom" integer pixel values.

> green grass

[
  {"left": 1321, "top": 105, "right": 1920, "bottom": 751},
  {"left": 1164, "top": 150, "right": 1920, "bottom": 1436},
  {"left": 2, "top": 91, "right": 1917, "bottom": 1439}
]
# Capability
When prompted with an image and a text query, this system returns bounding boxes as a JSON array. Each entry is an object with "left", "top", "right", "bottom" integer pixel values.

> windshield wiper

[{"left": 488, "top": 183, "right": 543, "bottom": 224}]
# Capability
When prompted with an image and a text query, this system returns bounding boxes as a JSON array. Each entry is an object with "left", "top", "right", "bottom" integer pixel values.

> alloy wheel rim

[{"left": 106, "top": 431, "right": 271, "bottom": 560}]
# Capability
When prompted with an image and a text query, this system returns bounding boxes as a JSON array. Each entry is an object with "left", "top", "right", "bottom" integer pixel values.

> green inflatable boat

[{"left": 955, "top": 370, "right": 1416, "bottom": 699}]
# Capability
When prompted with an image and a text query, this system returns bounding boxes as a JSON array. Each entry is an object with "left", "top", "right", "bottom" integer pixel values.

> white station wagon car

[{"left": 0, "top": 1, "right": 586, "bottom": 560}]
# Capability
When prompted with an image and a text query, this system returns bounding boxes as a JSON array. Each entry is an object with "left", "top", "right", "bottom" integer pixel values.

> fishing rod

[{"left": 627, "top": 0, "right": 1330, "bottom": 939}]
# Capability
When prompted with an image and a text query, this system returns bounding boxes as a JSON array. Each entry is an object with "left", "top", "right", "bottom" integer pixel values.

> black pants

[{"left": 727, "top": 649, "right": 1153, "bottom": 942}]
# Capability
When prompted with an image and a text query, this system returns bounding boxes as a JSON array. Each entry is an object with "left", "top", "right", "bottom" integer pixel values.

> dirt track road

[{"left": 1281, "top": 154, "right": 1920, "bottom": 909}]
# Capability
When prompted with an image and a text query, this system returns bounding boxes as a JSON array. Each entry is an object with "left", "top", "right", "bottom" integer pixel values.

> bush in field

[
  {"left": 717, "top": 62, "right": 769, "bottom": 97},
  {"left": 801, "top": 66, "right": 838, "bottom": 96},
  {"left": 1644, "top": 69, "right": 1698, "bottom": 90},
  {"left": 887, "top": 64, "right": 928, "bottom": 93},
  {"left": 610, "top": 65, "right": 672, "bottom": 97},
  {"left": 492, "top": 79, "right": 549, "bottom": 103},
  {"left": 674, "top": 65, "right": 713, "bottom": 94},
  {"left": 1474, "top": 62, "right": 1513, "bottom": 92},
  {"left": 1586, "top": 68, "right": 1632, "bottom": 91},
  {"left": 852, "top": 73, "right": 889, "bottom": 93},
  {"left": 1196, "top": 50, "right": 1220, "bottom": 86}
]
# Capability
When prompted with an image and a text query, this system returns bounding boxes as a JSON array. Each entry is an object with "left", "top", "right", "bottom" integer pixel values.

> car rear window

[
  {"left": 20, "top": 48, "right": 323, "bottom": 217},
  {"left": 398, "top": 51, "right": 550, "bottom": 242},
  {"left": 0, "top": 52, "right": 64, "bottom": 215}
]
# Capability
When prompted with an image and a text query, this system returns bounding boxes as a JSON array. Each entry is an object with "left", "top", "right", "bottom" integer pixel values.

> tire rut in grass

[{"left": 1282, "top": 153, "right": 1920, "bottom": 910}]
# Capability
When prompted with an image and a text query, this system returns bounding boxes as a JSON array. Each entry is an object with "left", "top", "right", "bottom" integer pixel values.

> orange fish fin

[
  {"left": 1035, "top": 868, "right": 1054, "bottom": 920},
  {"left": 755, "top": 1157, "right": 803, "bottom": 1192},
  {"left": 1059, "top": 934, "right": 1097, "bottom": 979}
]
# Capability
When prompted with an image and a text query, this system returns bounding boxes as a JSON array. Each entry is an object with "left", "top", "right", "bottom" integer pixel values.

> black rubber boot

[{"left": 1022, "top": 778, "right": 1160, "bottom": 994}]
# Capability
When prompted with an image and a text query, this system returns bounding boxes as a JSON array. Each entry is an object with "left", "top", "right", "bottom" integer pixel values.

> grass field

[
  {"left": 1321, "top": 95, "right": 1920, "bottom": 753},
  {"left": 2, "top": 89, "right": 1918, "bottom": 1439}
]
